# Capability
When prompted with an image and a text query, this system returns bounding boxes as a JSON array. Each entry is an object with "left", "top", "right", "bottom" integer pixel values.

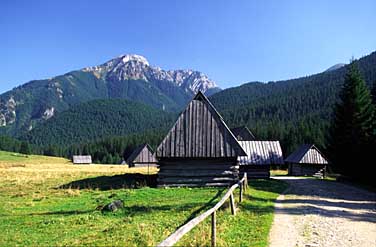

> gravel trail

[{"left": 268, "top": 177, "right": 376, "bottom": 247}]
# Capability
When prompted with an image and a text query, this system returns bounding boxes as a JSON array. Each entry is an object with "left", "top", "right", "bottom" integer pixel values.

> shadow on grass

[
  {"left": 0, "top": 209, "right": 96, "bottom": 217},
  {"left": 29, "top": 209, "right": 95, "bottom": 216},
  {"left": 58, "top": 173, "right": 157, "bottom": 190},
  {"left": 178, "top": 189, "right": 225, "bottom": 226}
]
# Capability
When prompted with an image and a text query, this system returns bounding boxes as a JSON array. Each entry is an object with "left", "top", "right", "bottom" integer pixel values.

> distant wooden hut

[
  {"left": 286, "top": 144, "right": 328, "bottom": 176},
  {"left": 231, "top": 126, "right": 256, "bottom": 141},
  {"left": 238, "top": 141, "right": 284, "bottom": 178},
  {"left": 72, "top": 155, "right": 92, "bottom": 165},
  {"left": 156, "top": 91, "right": 247, "bottom": 187},
  {"left": 126, "top": 143, "right": 158, "bottom": 168}
]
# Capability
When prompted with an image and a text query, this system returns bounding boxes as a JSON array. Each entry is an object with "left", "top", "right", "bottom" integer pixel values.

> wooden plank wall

[
  {"left": 133, "top": 146, "right": 158, "bottom": 164},
  {"left": 239, "top": 165, "right": 270, "bottom": 178},
  {"left": 157, "top": 99, "right": 244, "bottom": 158},
  {"left": 158, "top": 159, "right": 239, "bottom": 187},
  {"left": 289, "top": 164, "right": 326, "bottom": 176},
  {"left": 300, "top": 149, "right": 328, "bottom": 164}
]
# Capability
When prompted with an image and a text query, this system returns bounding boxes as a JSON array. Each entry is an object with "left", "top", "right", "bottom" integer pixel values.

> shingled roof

[
  {"left": 156, "top": 91, "right": 246, "bottom": 158},
  {"left": 285, "top": 144, "right": 328, "bottom": 164},
  {"left": 238, "top": 141, "right": 284, "bottom": 165},
  {"left": 72, "top": 155, "right": 92, "bottom": 164}
]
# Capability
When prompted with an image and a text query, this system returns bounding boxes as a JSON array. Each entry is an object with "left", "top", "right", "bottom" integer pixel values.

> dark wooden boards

[
  {"left": 156, "top": 92, "right": 246, "bottom": 158},
  {"left": 288, "top": 163, "right": 326, "bottom": 176},
  {"left": 286, "top": 144, "right": 328, "bottom": 176},
  {"left": 126, "top": 143, "right": 158, "bottom": 167},
  {"left": 156, "top": 92, "right": 247, "bottom": 187},
  {"left": 285, "top": 144, "right": 329, "bottom": 165},
  {"left": 158, "top": 158, "right": 239, "bottom": 187},
  {"left": 239, "top": 165, "right": 270, "bottom": 179}
]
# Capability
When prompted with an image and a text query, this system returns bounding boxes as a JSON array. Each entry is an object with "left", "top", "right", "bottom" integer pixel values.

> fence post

[
  {"left": 239, "top": 183, "right": 243, "bottom": 202},
  {"left": 245, "top": 173, "right": 248, "bottom": 190},
  {"left": 211, "top": 211, "right": 216, "bottom": 247},
  {"left": 230, "top": 192, "right": 236, "bottom": 215}
]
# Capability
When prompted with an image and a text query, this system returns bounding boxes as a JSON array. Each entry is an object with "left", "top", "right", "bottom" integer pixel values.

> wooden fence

[{"left": 157, "top": 173, "right": 248, "bottom": 247}]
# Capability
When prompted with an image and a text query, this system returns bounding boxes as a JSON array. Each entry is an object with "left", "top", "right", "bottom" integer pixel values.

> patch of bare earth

[{"left": 268, "top": 177, "right": 376, "bottom": 247}]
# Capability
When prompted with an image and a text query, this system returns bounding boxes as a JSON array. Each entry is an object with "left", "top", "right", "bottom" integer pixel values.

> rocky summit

[{"left": 0, "top": 54, "right": 221, "bottom": 135}]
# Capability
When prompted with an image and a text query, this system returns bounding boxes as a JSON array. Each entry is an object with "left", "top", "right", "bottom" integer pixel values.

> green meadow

[{"left": 0, "top": 151, "right": 287, "bottom": 246}]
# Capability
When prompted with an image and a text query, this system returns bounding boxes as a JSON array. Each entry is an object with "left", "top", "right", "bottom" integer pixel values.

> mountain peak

[
  {"left": 117, "top": 54, "right": 149, "bottom": 66},
  {"left": 83, "top": 54, "right": 220, "bottom": 95}
]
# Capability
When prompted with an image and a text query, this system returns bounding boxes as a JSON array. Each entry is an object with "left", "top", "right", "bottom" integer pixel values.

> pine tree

[
  {"left": 372, "top": 81, "right": 376, "bottom": 104},
  {"left": 19, "top": 141, "right": 31, "bottom": 155},
  {"left": 43, "top": 145, "right": 58, "bottom": 157},
  {"left": 329, "top": 62, "right": 375, "bottom": 180},
  {"left": 371, "top": 81, "right": 376, "bottom": 145}
]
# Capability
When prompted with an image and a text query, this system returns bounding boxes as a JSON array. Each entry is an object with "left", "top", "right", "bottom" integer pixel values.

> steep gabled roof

[
  {"left": 231, "top": 126, "right": 256, "bottom": 141},
  {"left": 238, "top": 141, "right": 284, "bottom": 165},
  {"left": 156, "top": 91, "right": 246, "bottom": 158},
  {"left": 285, "top": 144, "right": 329, "bottom": 164},
  {"left": 126, "top": 143, "right": 157, "bottom": 165}
]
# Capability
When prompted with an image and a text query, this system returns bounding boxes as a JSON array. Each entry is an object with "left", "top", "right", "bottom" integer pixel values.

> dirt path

[{"left": 268, "top": 177, "right": 376, "bottom": 247}]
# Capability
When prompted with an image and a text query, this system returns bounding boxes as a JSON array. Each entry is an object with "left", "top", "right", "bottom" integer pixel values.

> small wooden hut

[
  {"left": 238, "top": 141, "right": 284, "bottom": 178},
  {"left": 126, "top": 143, "right": 158, "bottom": 168},
  {"left": 286, "top": 144, "right": 328, "bottom": 176},
  {"left": 156, "top": 91, "right": 247, "bottom": 187},
  {"left": 230, "top": 126, "right": 256, "bottom": 141},
  {"left": 72, "top": 155, "right": 92, "bottom": 165}
]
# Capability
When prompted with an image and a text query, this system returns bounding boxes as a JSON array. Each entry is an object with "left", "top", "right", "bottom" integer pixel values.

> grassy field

[
  {"left": 270, "top": 169, "right": 288, "bottom": 176},
  {"left": 0, "top": 150, "right": 287, "bottom": 246}
]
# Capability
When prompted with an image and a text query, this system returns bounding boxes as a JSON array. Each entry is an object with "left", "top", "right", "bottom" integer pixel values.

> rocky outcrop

[
  {"left": 84, "top": 54, "right": 220, "bottom": 95},
  {"left": 0, "top": 96, "right": 17, "bottom": 126}
]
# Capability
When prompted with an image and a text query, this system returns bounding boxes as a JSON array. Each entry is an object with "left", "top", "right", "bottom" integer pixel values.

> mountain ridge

[
  {"left": 209, "top": 51, "right": 376, "bottom": 153},
  {"left": 0, "top": 54, "right": 220, "bottom": 135},
  {"left": 325, "top": 63, "right": 346, "bottom": 72}
]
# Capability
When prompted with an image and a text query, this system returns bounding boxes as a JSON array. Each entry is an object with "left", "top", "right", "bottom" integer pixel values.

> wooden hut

[
  {"left": 126, "top": 143, "right": 158, "bottom": 168},
  {"left": 238, "top": 141, "right": 284, "bottom": 178},
  {"left": 286, "top": 144, "right": 328, "bottom": 176},
  {"left": 230, "top": 126, "right": 256, "bottom": 141},
  {"left": 72, "top": 155, "right": 92, "bottom": 165},
  {"left": 156, "top": 91, "right": 247, "bottom": 187}
]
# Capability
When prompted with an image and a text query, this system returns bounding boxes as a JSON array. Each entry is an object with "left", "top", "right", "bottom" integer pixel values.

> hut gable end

[
  {"left": 157, "top": 91, "right": 246, "bottom": 158},
  {"left": 126, "top": 144, "right": 157, "bottom": 167},
  {"left": 285, "top": 144, "right": 328, "bottom": 164}
]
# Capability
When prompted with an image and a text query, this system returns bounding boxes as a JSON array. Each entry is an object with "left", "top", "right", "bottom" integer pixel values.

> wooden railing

[{"left": 157, "top": 173, "right": 248, "bottom": 247}]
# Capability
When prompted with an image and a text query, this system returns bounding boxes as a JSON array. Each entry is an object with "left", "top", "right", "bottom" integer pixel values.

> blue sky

[{"left": 1, "top": 0, "right": 375, "bottom": 93}]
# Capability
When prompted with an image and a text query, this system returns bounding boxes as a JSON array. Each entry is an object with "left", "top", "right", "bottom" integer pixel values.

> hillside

[
  {"left": 0, "top": 54, "right": 220, "bottom": 136},
  {"left": 210, "top": 51, "right": 376, "bottom": 153},
  {"left": 22, "top": 99, "right": 176, "bottom": 146},
  {"left": 2, "top": 51, "right": 375, "bottom": 158}
]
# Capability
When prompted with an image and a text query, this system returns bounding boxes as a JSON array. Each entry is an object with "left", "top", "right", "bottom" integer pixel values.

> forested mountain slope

[
  {"left": 210, "top": 51, "right": 376, "bottom": 153},
  {"left": 22, "top": 99, "right": 175, "bottom": 146},
  {"left": 0, "top": 54, "right": 219, "bottom": 136}
]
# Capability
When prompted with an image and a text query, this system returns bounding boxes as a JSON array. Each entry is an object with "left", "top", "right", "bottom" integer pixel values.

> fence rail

[{"left": 157, "top": 173, "right": 248, "bottom": 247}]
